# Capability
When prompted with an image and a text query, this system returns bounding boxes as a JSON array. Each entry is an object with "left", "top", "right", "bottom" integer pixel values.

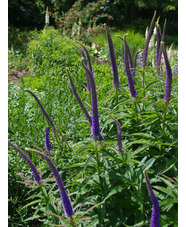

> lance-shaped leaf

[
  {"left": 143, "top": 10, "right": 156, "bottom": 67},
  {"left": 72, "top": 42, "right": 91, "bottom": 92},
  {"left": 144, "top": 168, "right": 160, "bottom": 227},
  {"left": 66, "top": 68, "right": 92, "bottom": 126},
  {"left": 161, "top": 42, "right": 173, "bottom": 105},
  {"left": 24, "top": 89, "right": 56, "bottom": 131},
  {"left": 81, "top": 58, "right": 104, "bottom": 141},
  {"left": 106, "top": 111, "right": 123, "bottom": 152},
  {"left": 45, "top": 126, "right": 52, "bottom": 154},
  {"left": 123, "top": 34, "right": 137, "bottom": 99},
  {"left": 25, "top": 148, "right": 74, "bottom": 218},
  {"left": 105, "top": 24, "right": 119, "bottom": 88},
  {"left": 8, "top": 141, "right": 42, "bottom": 184}
]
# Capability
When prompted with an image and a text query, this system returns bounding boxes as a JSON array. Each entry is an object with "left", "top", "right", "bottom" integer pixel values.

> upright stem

[
  {"left": 115, "top": 86, "right": 119, "bottom": 106},
  {"left": 142, "top": 68, "right": 146, "bottom": 112},
  {"left": 69, "top": 216, "right": 75, "bottom": 227},
  {"left": 142, "top": 68, "right": 145, "bottom": 97},
  {"left": 134, "top": 100, "right": 138, "bottom": 123},
  {"left": 162, "top": 105, "right": 168, "bottom": 135},
  {"left": 95, "top": 142, "right": 105, "bottom": 197}
]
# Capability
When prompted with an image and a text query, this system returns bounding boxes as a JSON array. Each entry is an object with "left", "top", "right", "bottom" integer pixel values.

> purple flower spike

[
  {"left": 143, "top": 11, "right": 156, "bottom": 67},
  {"left": 155, "top": 22, "right": 161, "bottom": 67},
  {"left": 8, "top": 141, "right": 42, "bottom": 184},
  {"left": 161, "top": 42, "right": 173, "bottom": 105},
  {"left": 27, "top": 149, "right": 74, "bottom": 218},
  {"left": 72, "top": 42, "right": 91, "bottom": 92},
  {"left": 133, "top": 49, "right": 142, "bottom": 69},
  {"left": 66, "top": 68, "right": 92, "bottom": 126},
  {"left": 24, "top": 89, "right": 56, "bottom": 132},
  {"left": 156, "top": 20, "right": 167, "bottom": 76},
  {"left": 107, "top": 112, "right": 123, "bottom": 152},
  {"left": 45, "top": 127, "right": 52, "bottom": 154},
  {"left": 81, "top": 58, "right": 104, "bottom": 141},
  {"left": 76, "top": 41, "right": 93, "bottom": 75},
  {"left": 123, "top": 34, "right": 137, "bottom": 99},
  {"left": 105, "top": 24, "right": 119, "bottom": 88},
  {"left": 144, "top": 169, "right": 160, "bottom": 227}
]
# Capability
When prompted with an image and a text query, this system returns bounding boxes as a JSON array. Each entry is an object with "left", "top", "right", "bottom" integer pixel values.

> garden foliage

[{"left": 8, "top": 12, "right": 178, "bottom": 227}]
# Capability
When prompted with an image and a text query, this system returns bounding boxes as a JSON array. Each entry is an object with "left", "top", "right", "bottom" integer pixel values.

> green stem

[
  {"left": 69, "top": 216, "right": 76, "bottom": 227},
  {"left": 160, "top": 104, "right": 168, "bottom": 153},
  {"left": 162, "top": 104, "right": 168, "bottom": 135},
  {"left": 142, "top": 68, "right": 145, "bottom": 97},
  {"left": 95, "top": 142, "right": 105, "bottom": 197},
  {"left": 115, "top": 86, "right": 118, "bottom": 106},
  {"left": 134, "top": 100, "right": 138, "bottom": 123}
]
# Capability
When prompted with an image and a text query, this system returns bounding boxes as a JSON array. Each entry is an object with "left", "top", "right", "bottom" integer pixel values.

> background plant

[{"left": 51, "top": 0, "right": 113, "bottom": 44}]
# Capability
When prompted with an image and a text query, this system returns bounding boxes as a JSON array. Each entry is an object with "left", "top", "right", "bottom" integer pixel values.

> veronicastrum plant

[{"left": 8, "top": 10, "right": 177, "bottom": 226}]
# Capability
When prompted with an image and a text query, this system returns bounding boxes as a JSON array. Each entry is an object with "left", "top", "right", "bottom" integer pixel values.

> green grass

[{"left": 8, "top": 28, "right": 178, "bottom": 226}]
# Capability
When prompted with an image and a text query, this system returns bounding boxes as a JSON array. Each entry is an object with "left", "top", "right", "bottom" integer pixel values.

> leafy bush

[
  {"left": 26, "top": 29, "right": 81, "bottom": 78},
  {"left": 51, "top": 0, "right": 113, "bottom": 44}
]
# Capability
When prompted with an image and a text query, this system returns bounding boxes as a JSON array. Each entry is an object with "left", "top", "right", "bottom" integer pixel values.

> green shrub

[{"left": 27, "top": 29, "right": 80, "bottom": 77}]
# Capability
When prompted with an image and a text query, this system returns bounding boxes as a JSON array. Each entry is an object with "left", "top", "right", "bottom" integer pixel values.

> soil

[{"left": 8, "top": 69, "right": 28, "bottom": 83}]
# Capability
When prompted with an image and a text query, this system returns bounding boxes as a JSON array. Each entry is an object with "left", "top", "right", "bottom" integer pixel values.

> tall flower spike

[
  {"left": 144, "top": 168, "right": 160, "bottom": 227},
  {"left": 8, "top": 141, "right": 42, "bottom": 184},
  {"left": 161, "top": 42, "right": 173, "bottom": 105},
  {"left": 25, "top": 148, "right": 74, "bottom": 218},
  {"left": 106, "top": 111, "right": 123, "bottom": 152},
  {"left": 105, "top": 24, "right": 119, "bottom": 88},
  {"left": 155, "top": 22, "right": 161, "bottom": 75},
  {"left": 81, "top": 58, "right": 104, "bottom": 141},
  {"left": 143, "top": 10, "right": 156, "bottom": 67},
  {"left": 155, "top": 22, "right": 160, "bottom": 66},
  {"left": 24, "top": 89, "right": 56, "bottom": 131},
  {"left": 157, "top": 20, "right": 167, "bottom": 76},
  {"left": 76, "top": 41, "right": 93, "bottom": 75},
  {"left": 133, "top": 49, "right": 142, "bottom": 69},
  {"left": 72, "top": 42, "right": 91, "bottom": 92},
  {"left": 123, "top": 34, "right": 137, "bottom": 99},
  {"left": 66, "top": 68, "right": 92, "bottom": 126},
  {"left": 126, "top": 41, "right": 136, "bottom": 85},
  {"left": 45, "top": 126, "right": 52, "bottom": 154},
  {"left": 116, "top": 34, "right": 136, "bottom": 84}
]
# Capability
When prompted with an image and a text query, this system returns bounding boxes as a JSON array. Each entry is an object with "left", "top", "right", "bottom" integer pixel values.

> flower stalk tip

[
  {"left": 123, "top": 34, "right": 137, "bottom": 98},
  {"left": 144, "top": 168, "right": 160, "bottom": 227},
  {"left": 81, "top": 58, "right": 104, "bottom": 141},
  {"left": 161, "top": 42, "right": 172, "bottom": 105},
  {"left": 143, "top": 10, "right": 157, "bottom": 67},
  {"left": 25, "top": 148, "right": 74, "bottom": 219},
  {"left": 45, "top": 126, "right": 52, "bottom": 154},
  {"left": 106, "top": 111, "right": 123, "bottom": 152},
  {"left": 8, "top": 141, "right": 42, "bottom": 184},
  {"left": 66, "top": 67, "right": 92, "bottom": 126},
  {"left": 24, "top": 89, "right": 56, "bottom": 131},
  {"left": 105, "top": 23, "right": 119, "bottom": 88}
]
